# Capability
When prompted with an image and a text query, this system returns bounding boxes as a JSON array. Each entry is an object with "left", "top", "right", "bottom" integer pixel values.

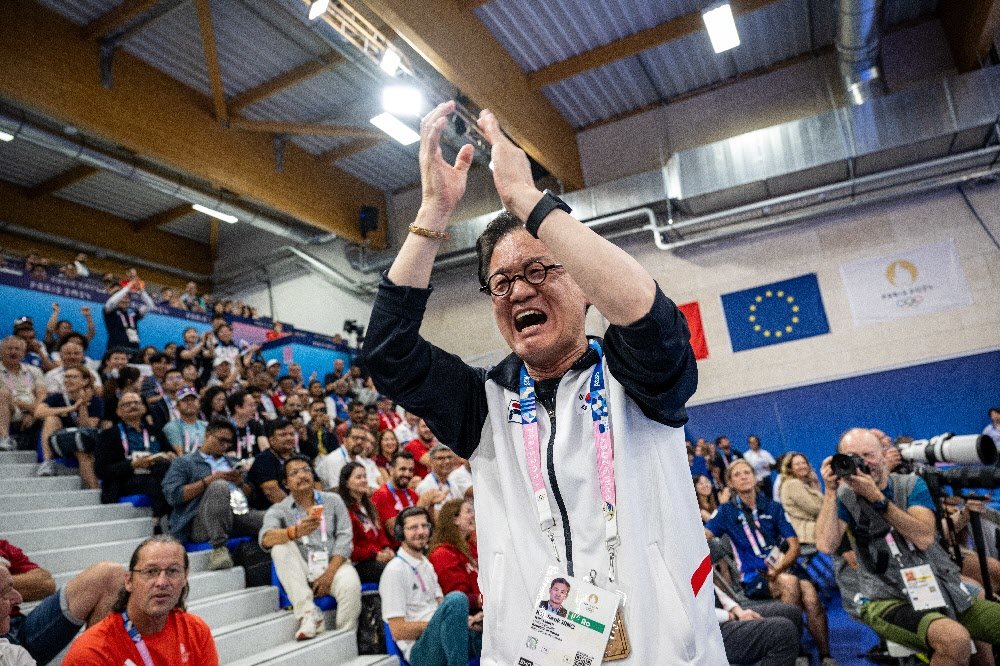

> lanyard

[
  {"left": 121, "top": 610, "right": 155, "bottom": 666},
  {"left": 63, "top": 392, "right": 80, "bottom": 425},
  {"left": 119, "top": 423, "right": 150, "bottom": 457},
  {"left": 395, "top": 554, "right": 428, "bottom": 593},
  {"left": 735, "top": 498, "right": 769, "bottom": 559},
  {"left": 183, "top": 424, "right": 202, "bottom": 453},
  {"left": 518, "top": 339, "right": 620, "bottom": 582},
  {"left": 231, "top": 420, "right": 252, "bottom": 458},
  {"left": 117, "top": 310, "right": 136, "bottom": 331},
  {"left": 429, "top": 473, "right": 450, "bottom": 490},
  {"left": 387, "top": 483, "right": 413, "bottom": 511}
]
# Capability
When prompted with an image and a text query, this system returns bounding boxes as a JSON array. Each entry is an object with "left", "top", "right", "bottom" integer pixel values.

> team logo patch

[{"left": 508, "top": 398, "right": 522, "bottom": 423}]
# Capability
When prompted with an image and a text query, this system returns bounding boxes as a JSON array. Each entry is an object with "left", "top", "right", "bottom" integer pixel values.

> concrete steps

[{"left": 1, "top": 442, "right": 390, "bottom": 665}]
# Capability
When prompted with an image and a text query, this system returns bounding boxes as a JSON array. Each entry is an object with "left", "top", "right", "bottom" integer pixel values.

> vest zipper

[{"left": 542, "top": 397, "right": 574, "bottom": 577}]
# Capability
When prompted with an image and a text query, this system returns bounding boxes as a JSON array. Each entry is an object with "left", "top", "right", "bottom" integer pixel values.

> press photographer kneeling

[{"left": 816, "top": 428, "right": 1000, "bottom": 666}]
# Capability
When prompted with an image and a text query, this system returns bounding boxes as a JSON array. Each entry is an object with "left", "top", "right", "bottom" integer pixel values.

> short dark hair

[
  {"left": 164, "top": 368, "right": 183, "bottom": 379},
  {"left": 989, "top": 407, "right": 1000, "bottom": 417},
  {"left": 390, "top": 450, "right": 414, "bottom": 466},
  {"left": 227, "top": 390, "right": 250, "bottom": 414},
  {"left": 57, "top": 332, "right": 88, "bottom": 352},
  {"left": 347, "top": 423, "right": 370, "bottom": 439},
  {"left": 475, "top": 210, "right": 523, "bottom": 287},
  {"left": 267, "top": 417, "right": 294, "bottom": 437},
  {"left": 279, "top": 454, "right": 315, "bottom": 485},
  {"left": 149, "top": 352, "right": 169, "bottom": 364},
  {"left": 550, "top": 577, "right": 570, "bottom": 590},
  {"left": 205, "top": 418, "right": 237, "bottom": 441}
]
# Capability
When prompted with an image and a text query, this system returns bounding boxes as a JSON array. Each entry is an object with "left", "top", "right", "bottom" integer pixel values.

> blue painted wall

[{"left": 686, "top": 350, "right": 1000, "bottom": 469}]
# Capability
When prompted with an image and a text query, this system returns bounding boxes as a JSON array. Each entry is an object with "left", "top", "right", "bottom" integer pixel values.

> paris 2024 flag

[{"left": 721, "top": 273, "right": 831, "bottom": 352}]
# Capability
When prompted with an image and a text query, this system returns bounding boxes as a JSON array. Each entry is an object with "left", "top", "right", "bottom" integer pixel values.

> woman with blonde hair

[{"left": 778, "top": 452, "right": 823, "bottom": 545}]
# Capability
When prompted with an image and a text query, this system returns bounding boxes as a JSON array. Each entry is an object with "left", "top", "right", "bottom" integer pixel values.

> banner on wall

[
  {"left": 839, "top": 239, "right": 972, "bottom": 326},
  {"left": 678, "top": 301, "right": 709, "bottom": 360},
  {"left": 721, "top": 273, "right": 830, "bottom": 352}
]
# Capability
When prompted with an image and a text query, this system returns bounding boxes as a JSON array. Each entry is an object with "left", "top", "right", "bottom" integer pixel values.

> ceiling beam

[
  {"left": 230, "top": 118, "right": 386, "bottom": 140},
  {"left": 194, "top": 0, "right": 229, "bottom": 124},
  {"left": 0, "top": 180, "right": 211, "bottom": 276},
  {"left": 320, "top": 137, "right": 384, "bottom": 163},
  {"left": 527, "top": 0, "right": 782, "bottom": 89},
  {"left": 132, "top": 204, "right": 193, "bottom": 232},
  {"left": 361, "top": 0, "right": 584, "bottom": 189},
  {"left": 23, "top": 164, "right": 100, "bottom": 199},
  {"left": 229, "top": 53, "right": 343, "bottom": 113},
  {"left": 0, "top": 2, "right": 388, "bottom": 248},
  {"left": 81, "top": 0, "right": 159, "bottom": 41},
  {"left": 938, "top": 0, "right": 1000, "bottom": 72}
]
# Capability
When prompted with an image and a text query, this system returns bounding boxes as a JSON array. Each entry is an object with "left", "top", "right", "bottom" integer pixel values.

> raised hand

[
  {"left": 476, "top": 109, "right": 540, "bottom": 220},
  {"left": 418, "top": 101, "right": 475, "bottom": 223}
]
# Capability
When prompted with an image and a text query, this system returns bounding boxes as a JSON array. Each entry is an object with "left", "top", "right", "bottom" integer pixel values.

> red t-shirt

[
  {"left": 428, "top": 542, "right": 481, "bottom": 612},
  {"left": 404, "top": 439, "right": 433, "bottom": 479},
  {"left": 63, "top": 609, "right": 218, "bottom": 665},
  {"left": 371, "top": 483, "right": 419, "bottom": 548},
  {"left": 0, "top": 540, "right": 39, "bottom": 618},
  {"left": 347, "top": 504, "right": 392, "bottom": 563},
  {"left": 377, "top": 410, "right": 401, "bottom": 432}
]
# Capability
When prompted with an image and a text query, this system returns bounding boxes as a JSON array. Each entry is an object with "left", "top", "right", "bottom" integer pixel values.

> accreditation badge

[
  {"left": 901, "top": 564, "right": 947, "bottom": 610},
  {"left": 307, "top": 549, "right": 330, "bottom": 583},
  {"left": 517, "top": 565, "right": 621, "bottom": 666}
]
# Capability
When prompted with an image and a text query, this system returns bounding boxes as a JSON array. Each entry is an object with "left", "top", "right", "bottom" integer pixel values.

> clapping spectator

[
  {"left": 43, "top": 302, "right": 95, "bottom": 355},
  {"left": 180, "top": 282, "right": 206, "bottom": 312},
  {"left": 338, "top": 462, "right": 394, "bottom": 583},
  {"left": 0, "top": 336, "right": 47, "bottom": 451},
  {"left": 35, "top": 367, "right": 102, "bottom": 486},
  {"left": 13, "top": 317, "right": 55, "bottom": 371},
  {"left": 103, "top": 274, "right": 156, "bottom": 357}
]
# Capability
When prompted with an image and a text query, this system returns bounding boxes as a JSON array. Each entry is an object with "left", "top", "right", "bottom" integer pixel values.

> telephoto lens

[{"left": 900, "top": 434, "right": 997, "bottom": 466}]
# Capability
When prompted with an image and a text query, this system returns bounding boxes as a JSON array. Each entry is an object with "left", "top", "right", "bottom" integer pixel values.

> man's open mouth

[{"left": 514, "top": 310, "right": 547, "bottom": 332}]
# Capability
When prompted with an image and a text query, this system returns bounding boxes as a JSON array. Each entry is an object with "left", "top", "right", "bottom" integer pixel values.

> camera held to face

[{"left": 830, "top": 453, "right": 871, "bottom": 478}]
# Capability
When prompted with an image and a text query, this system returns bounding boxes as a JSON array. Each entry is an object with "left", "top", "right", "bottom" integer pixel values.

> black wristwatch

[
  {"left": 525, "top": 189, "right": 572, "bottom": 238},
  {"left": 871, "top": 497, "right": 890, "bottom": 513}
]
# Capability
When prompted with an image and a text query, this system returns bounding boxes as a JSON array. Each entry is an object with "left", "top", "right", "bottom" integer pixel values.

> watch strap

[{"left": 524, "top": 190, "right": 571, "bottom": 238}]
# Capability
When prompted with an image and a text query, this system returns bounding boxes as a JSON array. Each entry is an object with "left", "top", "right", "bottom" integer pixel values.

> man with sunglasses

[
  {"left": 162, "top": 420, "right": 264, "bottom": 571},
  {"left": 363, "top": 102, "right": 725, "bottom": 663}
]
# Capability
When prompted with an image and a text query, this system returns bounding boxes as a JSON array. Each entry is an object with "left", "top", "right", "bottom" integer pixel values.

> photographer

[
  {"left": 705, "top": 460, "right": 834, "bottom": 664},
  {"left": 816, "top": 428, "right": 1000, "bottom": 665}
]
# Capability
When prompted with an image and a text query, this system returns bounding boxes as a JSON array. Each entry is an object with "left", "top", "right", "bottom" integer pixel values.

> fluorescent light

[
  {"left": 370, "top": 112, "right": 420, "bottom": 145},
  {"left": 308, "top": 0, "right": 329, "bottom": 20},
  {"left": 0, "top": 131, "right": 13, "bottom": 142},
  {"left": 382, "top": 85, "right": 424, "bottom": 117},
  {"left": 192, "top": 204, "right": 238, "bottom": 224},
  {"left": 703, "top": 4, "right": 740, "bottom": 53},
  {"left": 380, "top": 49, "right": 401, "bottom": 76}
]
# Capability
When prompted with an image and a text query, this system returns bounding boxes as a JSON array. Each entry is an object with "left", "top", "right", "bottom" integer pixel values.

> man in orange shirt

[{"left": 64, "top": 536, "right": 218, "bottom": 665}]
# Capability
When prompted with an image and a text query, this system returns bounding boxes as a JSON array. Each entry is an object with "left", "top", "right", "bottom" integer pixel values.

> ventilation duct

[
  {"left": 836, "top": 0, "right": 886, "bottom": 105},
  {"left": 0, "top": 114, "right": 320, "bottom": 245}
]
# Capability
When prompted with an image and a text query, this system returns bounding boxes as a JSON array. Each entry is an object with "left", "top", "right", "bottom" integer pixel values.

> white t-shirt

[
  {"left": 0, "top": 638, "right": 36, "bottom": 666},
  {"left": 379, "top": 549, "right": 443, "bottom": 661},
  {"left": 415, "top": 472, "right": 465, "bottom": 511},
  {"left": 448, "top": 465, "right": 473, "bottom": 498},
  {"left": 743, "top": 448, "right": 776, "bottom": 481},
  {"left": 315, "top": 449, "right": 380, "bottom": 491}
]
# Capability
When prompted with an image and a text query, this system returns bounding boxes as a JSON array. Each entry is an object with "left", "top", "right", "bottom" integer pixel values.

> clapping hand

[
  {"left": 418, "top": 101, "right": 474, "bottom": 221},
  {"left": 476, "top": 109, "right": 541, "bottom": 221}
]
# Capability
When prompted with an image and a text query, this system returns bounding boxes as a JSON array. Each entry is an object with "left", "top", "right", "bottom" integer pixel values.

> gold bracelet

[{"left": 408, "top": 223, "right": 449, "bottom": 240}]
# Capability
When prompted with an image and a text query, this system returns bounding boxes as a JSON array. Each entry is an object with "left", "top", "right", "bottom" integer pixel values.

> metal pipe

[
  {"left": 650, "top": 160, "right": 1000, "bottom": 251},
  {"left": 0, "top": 220, "right": 210, "bottom": 282},
  {"left": 836, "top": 0, "right": 886, "bottom": 104},
  {"left": 0, "top": 114, "right": 319, "bottom": 244},
  {"left": 648, "top": 144, "right": 1000, "bottom": 249},
  {"left": 284, "top": 246, "right": 378, "bottom": 297}
]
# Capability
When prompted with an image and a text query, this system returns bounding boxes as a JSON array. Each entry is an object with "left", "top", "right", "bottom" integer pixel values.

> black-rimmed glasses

[{"left": 480, "top": 262, "right": 563, "bottom": 298}]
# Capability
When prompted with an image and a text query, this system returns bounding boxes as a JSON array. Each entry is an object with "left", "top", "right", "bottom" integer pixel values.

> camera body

[{"left": 830, "top": 452, "right": 871, "bottom": 478}]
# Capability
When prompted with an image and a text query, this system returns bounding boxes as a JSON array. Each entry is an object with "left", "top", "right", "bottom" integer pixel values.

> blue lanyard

[
  {"left": 121, "top": 610, "right": 155, "bottom": 666},
  {"left": 387, "top": 483, "right": 413, "bottom": 510},
  {"left": 395, "top": 555, "right": 427, "bottom": 593}
]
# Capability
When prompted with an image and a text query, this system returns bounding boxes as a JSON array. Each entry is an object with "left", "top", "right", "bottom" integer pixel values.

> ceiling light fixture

[
  {"left": 308, "top": 0, "right": 330, "bottom": 21},
  {"left": 370, "top": 112, "right": 419, "bottom": 145},
  {"left": 192, "top": 203, "right": 238, "bottom": 224},
  {"left": 380, "top": 49, "right": 402, "bottom": 76},
  {"left": 382, "top": 85, "right": 424, "bottom": 117},
  {"left": 0, "top": 130, "right": 13, "bottom": 142},
  {"left": 703, "top": 3, "right": 741, "bottom": 53}
]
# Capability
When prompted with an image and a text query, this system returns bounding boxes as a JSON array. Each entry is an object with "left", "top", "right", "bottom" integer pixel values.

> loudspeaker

[{"left": 393, "top": 506, "right": 433, "bottom": 543}]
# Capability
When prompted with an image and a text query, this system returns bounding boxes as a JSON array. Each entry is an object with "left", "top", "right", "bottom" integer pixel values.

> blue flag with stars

[{"left": 721, "top": 273, "right": 830, "bottom": 352}]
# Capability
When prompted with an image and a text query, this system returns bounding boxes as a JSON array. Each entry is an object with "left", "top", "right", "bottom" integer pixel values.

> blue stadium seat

[
  {"left": 118, "top": 494, "right": 153, "bottom": 508},
  {"left": 382, "top": 620, "right": 479, "bottom": 665},
  {"left": 269, "top": 561, "right": 377, "bottom": 610},
  {"left": 184, "top": 536, "right": 252, "bottom": 552}
]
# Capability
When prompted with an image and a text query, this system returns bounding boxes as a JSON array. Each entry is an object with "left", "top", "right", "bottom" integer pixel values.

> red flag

[{"left": 678, "top": 301, "right": 708, "bottom": 360}]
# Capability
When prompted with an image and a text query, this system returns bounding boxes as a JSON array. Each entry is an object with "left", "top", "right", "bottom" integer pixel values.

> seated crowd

[
  {"left": 2, "top": 263, "right": 998, "bottom": 665},
  {"left": 690, "top": 429, "right": 1000, "bottom": 666},
  {"left": 0, "top": 271, "right": 480, "bottom": 664}
]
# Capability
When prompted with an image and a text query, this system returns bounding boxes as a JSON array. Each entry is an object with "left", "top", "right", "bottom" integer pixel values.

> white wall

[
  {"left": 237, "top": 272, "right": 374, "bottom": 338},
  {"left": 413, "top": 179, "right": 1000, "bottom": 405}
]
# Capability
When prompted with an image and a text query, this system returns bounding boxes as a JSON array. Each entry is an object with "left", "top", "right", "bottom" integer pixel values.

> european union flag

[{"left": 721, "top": 273, "right": 830, "bottom": 352}]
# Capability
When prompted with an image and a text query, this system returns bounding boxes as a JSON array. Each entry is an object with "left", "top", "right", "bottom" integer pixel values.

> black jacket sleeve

[
  {"left": 361, "top": 276, "right": 490, "bottom": 459},
  {"left": 94, "top": 426, "right": 134, "bottom": 483},
  {"left": 602, "top": 286, "right": 698, "bottom": 427}
]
